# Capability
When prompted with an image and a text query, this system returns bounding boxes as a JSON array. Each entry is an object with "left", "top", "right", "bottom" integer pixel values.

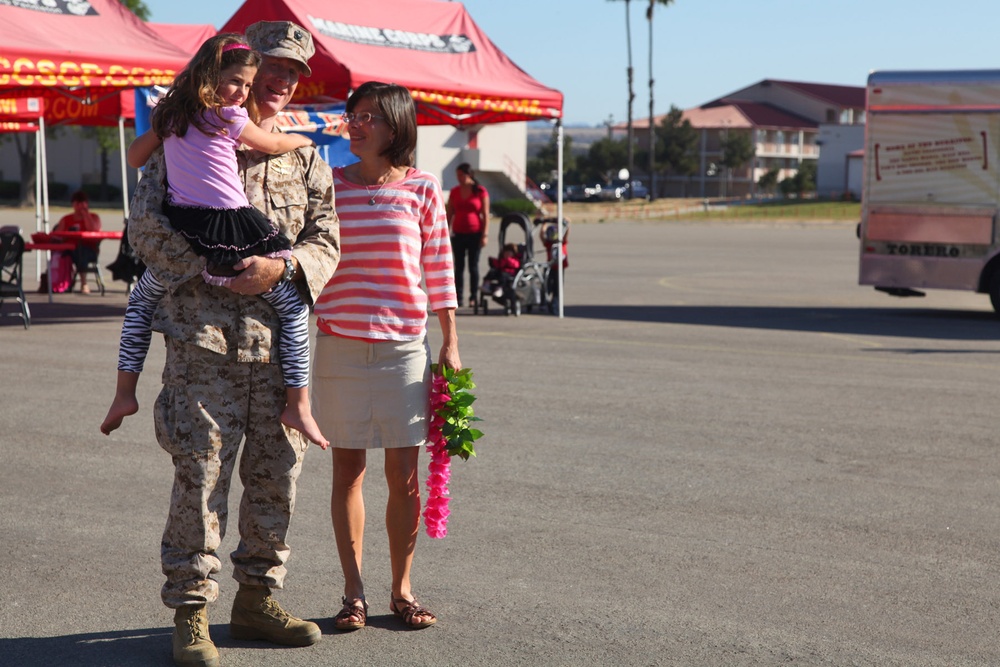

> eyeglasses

[{"left": 341, "top": 112, "right": 384, "bottom": 125}]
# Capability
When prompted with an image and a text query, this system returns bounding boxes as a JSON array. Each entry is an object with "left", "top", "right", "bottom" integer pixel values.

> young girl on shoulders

[{"left": 101, "top": 33, "right": 327, "bottom": 448}]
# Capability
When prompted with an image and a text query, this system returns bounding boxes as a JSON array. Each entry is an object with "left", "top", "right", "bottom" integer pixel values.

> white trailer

[{"left": 859, "top": 69, "right": 1000, "bottom": 312}]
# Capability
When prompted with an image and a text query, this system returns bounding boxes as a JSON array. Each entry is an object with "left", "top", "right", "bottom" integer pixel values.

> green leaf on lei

[{"left": 431, "top": 364, "right": 483, "bottom": 460}]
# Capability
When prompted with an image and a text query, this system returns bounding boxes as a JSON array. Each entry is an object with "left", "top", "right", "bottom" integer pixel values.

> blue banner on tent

[{"left": 134, "top": 89, "right": 356, "bottom": 168}]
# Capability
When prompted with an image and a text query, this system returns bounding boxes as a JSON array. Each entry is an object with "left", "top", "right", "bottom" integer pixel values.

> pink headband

[{"left": 222, "top": 43, "right": 251, "bottom": 53}]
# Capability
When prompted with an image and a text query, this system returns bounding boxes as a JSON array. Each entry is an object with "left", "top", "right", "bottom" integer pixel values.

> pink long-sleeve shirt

[{"left": 315, "top": 167, "right": 457, "bottom": 341}]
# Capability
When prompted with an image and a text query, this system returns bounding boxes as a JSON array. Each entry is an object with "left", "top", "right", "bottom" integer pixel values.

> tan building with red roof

[{"left": 622, "top": 79, "right": 866, "bottom": 198}]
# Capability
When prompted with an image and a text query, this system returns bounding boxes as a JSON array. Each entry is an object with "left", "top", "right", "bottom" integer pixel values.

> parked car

[
  {"left": 564, "top": 184, "right": 588, "bottom": 202},
  {"left": 582, "top": 182, "right": 603, "bottom": 201},
  {"left": 536, "top": 182, "right": 557, "bottom": 201},
  {"left": 607, "top": 179, "right": 650, "bottom": 201},
  {"left": 597, "top": 183, "right": 620, "bottom": 201}
]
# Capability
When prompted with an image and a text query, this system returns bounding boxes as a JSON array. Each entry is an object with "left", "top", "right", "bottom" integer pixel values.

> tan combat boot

[
  {"left": 230, "top": 584, "right": 321, "bottom": 647},
  {"left": 172, "top": 605, "right": 219, "bottom": 667}
]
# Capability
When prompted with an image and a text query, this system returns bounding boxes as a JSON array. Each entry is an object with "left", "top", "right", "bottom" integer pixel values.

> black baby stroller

[{"left": 473, "top": 213, "right": 549, "bottom": 316}]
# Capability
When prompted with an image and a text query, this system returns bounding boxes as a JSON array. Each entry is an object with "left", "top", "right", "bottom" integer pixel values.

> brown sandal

[
  {"left": 390, "top": 596, "right": 437, "bottom": 629},
  {"left": 333, "top": 596, "right": 368, "bottom": 631}
]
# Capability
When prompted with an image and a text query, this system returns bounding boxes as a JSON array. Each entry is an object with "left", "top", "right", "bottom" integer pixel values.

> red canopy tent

[
  {"left": 0, "top": 0, "right": 189, "bottom": 100},
  {"left": 147, "top": 23, "right": 219, "bottom": 60},
  {"left": 220, "top": 0, "right": 563, "bottom": 126},
  {"left": 0, "top": 0, "right": 192, "bottom": 230}
]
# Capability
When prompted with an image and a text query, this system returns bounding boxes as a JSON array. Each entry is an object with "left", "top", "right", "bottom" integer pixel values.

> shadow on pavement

[
  {"left": 0, "top": 627, "right": 172, "bottom": 667},
  {"left": 563, "top": 304, "right": 998, "bottom": 341},
  {"left": 0, "top": 300, "right": 125, "bottom": 327}
]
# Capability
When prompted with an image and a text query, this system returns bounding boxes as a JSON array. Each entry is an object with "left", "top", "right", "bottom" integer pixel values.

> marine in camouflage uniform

[{"left": 127, "top": 23, "right": 339, "bottom": 622}]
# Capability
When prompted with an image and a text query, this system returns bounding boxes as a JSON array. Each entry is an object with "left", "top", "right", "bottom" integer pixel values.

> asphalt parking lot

[{"left": 2, "top": 212, "right": 998, "bottom": 666}]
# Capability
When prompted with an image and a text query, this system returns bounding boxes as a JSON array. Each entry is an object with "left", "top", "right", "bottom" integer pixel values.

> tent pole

[
  {"left": 556, "top": 119, "right": 564, "bottom": 319},
  {"left": 34, "top": 126, "right": 42, "bottom": 279},
  {"left": 39, "top": 116, "right": 49, "bottom": 233},
  {"left": 118, "top": 115, "right": 130, "bottom": 218}
]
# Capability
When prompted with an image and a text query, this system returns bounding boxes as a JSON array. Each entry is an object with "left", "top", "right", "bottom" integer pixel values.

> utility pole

[
  {"left": 625, "top": 0, "right": 635, "bottom": 199},
  {"left": 647, "top": 1, "right": 656, "bottom": 201}
]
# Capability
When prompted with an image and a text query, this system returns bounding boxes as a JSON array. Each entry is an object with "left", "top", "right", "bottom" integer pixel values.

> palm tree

[
  {"left": 646, "top": 0, "right": 675, "bottom": 201},
  {"left": 607, "top": 0, "right": 637, "bottom": 196}
]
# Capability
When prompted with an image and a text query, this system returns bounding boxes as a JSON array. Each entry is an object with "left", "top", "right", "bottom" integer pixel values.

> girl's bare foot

[
  {"left": 282, "top": 405, "right": 329, "bottom": 449},
  {"left": 101, "top": 395, "right": 139, "bottom": 435}
]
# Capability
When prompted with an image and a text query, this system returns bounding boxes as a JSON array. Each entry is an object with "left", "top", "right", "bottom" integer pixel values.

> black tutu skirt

[{"left": 164, "top": 202, "right": 291, "bottom": 273}]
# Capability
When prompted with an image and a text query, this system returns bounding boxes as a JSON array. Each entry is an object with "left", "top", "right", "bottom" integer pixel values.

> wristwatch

[{"left": 280, "top": 257, "right": 296, "bottom": 284}]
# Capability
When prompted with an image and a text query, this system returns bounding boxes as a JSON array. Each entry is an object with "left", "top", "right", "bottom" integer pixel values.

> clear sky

[{"left": 143, "top": 0, "right": 1000, "bottom": 127}]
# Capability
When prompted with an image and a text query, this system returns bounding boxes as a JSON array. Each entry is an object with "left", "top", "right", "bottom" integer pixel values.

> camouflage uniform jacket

[{"left": 128, "top": 145, "right": 339, "bottom": 363}]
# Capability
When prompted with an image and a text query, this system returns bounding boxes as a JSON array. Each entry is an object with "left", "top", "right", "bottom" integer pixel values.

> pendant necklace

[{"left": 364, "top": 170, "right": 393, "bottom": 206}]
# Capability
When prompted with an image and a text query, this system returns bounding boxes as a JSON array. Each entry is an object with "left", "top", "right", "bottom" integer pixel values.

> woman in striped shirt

[{"left": 313, "top": 81, "right": 460, "bottom": 632}]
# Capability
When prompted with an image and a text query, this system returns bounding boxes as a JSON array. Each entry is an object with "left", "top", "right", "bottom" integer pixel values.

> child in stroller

[
  {"left": 480, "top": 243, "right": 521, "bottom": 299},
  {"left": 538, "top": 217, "right": 568, "bottom": 312},
  {"left": 540, "top": 221, "right": 568, "bottom": 266}
]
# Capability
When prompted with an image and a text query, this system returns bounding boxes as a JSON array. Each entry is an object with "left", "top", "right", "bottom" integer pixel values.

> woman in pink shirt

[
  {"left": 446, "top": 162, "right": 490, "bottom": 306},
  {"left": 53, "top": 190, "right": 102, "bottom": 293},
  {"left": 313, "top": 81, "right": 460, "bottom": 632}
]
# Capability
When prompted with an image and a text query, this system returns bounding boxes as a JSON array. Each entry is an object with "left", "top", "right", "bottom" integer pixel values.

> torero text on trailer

[{"left": 859, "top": 69, "right": 1000, "bottom": 312}]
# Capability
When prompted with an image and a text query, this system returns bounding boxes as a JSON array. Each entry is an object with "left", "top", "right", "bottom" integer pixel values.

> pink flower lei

[{"left": 422, "top": 365, "right": 482, "bottom": 539}]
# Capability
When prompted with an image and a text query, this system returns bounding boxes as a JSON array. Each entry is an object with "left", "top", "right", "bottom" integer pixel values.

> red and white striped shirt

[{"left": 316, "top": 166, "right": 457, "bottom": 341}]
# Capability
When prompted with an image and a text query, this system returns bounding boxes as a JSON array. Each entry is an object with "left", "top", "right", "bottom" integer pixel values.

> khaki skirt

[{"left": 312, "top": 333, "right": 431, "bottom": 449}]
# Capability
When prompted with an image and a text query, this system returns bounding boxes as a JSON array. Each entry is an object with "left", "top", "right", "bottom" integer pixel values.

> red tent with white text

[{"left": 220, "top": 0, "right": 563, "bottom": 126}]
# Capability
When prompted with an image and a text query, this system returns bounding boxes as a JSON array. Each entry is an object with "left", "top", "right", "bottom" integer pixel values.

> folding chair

[
  {"left": 0, "top": 225, "right": 31, "bottom": 328},
  {"left": 70, "top": 243, "right": 107, "bottom": 296}
]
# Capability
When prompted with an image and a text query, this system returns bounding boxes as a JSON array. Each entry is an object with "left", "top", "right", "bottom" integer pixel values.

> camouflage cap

[{"left": 246, "top": 21, "right": 315, "bottom": 77}]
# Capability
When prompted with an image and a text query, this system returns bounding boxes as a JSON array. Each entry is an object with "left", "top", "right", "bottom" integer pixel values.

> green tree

[
  {"left": 578, "top": 137, "right": 628, "bottom": 183},
  {"left": 78, "top": 125, "right": 136, "bottom": 202},
  {"left": 526, "top": 130, "right": 575, "bottom": 186},
  {"left": 779, "top": 161, "right": 817, "bottom": 197},
  {"left": 654, "top": 106, "right": 698, "bottom": 178},
  {"left": 120, "top": 0, "right": 150, "bottom": 20},
  {"left": 719, "top": 131, "right": 754, "bottom": 198},
  {"left": 7, "top": 132, "right": 37, "bottom": 207},
  {"left": 720, "top": 131, "right": 755, "bottom": 172},
  {"left": 757, "top": 167, "right": 780, "bottom": 196}
]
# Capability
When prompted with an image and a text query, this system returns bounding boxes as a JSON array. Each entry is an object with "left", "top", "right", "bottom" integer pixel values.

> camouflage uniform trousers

[{"left": 155, "top": 337, "right": 308, "bottom": 608}]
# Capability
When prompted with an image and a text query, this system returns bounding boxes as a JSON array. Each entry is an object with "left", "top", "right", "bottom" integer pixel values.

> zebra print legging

[{"left": 117, "top": 270, "right": 311, "bottom": 387}]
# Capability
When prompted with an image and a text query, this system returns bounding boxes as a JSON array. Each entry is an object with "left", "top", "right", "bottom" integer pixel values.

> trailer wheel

[{"left": 990, "top": 272, "right": 1000, "bottom": 314}]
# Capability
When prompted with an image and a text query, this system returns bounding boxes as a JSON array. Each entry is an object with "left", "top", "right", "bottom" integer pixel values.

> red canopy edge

[
  {"left": 221, "top": 0, "right": 563, "bottom": 126},
  {"left": 0, "top": 96, "right": 43, "bottom": 122},
  {"left": 0, "top": 121, "right": 37, "bottom": 132},
  {"left": 1, "top": 88, "right": 135, "bottom": 127},
  {"left": 0, "top": 93, "right": 41, "bottom": 133}
]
